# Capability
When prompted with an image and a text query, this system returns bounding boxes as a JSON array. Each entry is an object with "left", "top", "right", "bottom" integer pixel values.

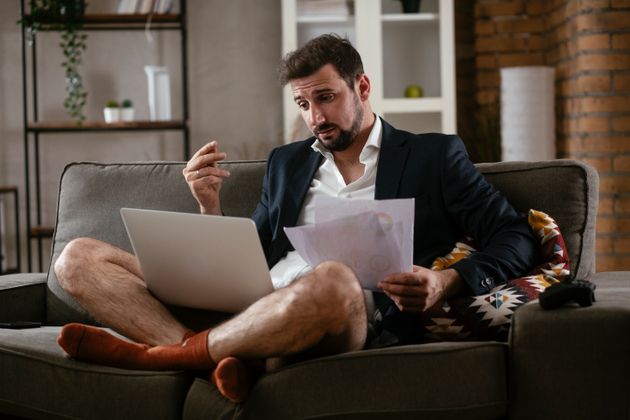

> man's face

[{"left": 290, "top": 64, "right": 365, "bottom": 152}]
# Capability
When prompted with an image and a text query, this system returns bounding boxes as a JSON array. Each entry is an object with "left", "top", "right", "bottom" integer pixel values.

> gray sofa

[{"left": 0, "top": 159, "right": 628, "bottom": 419}]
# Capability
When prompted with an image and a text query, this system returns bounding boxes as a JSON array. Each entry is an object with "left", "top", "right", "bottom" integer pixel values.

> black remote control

[{"left": 539, "top": 280, "right": 596, "bottom": 310}]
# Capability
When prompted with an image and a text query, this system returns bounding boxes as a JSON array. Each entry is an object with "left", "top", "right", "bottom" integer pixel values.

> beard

[{"left": 314, "top": 96, "right": 364, "bottom": 152}]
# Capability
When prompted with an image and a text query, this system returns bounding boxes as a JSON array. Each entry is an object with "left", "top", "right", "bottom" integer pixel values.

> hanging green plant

[{"left": 20, "top": 0, "right": 88, "bottom": 124}]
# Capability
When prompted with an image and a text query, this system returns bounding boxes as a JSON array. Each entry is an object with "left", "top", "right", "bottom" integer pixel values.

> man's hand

[
  {"left": 183, "top": 141, "right": 231, "bottom": 215},
  {"left": 378, "top": 267, "right": 465, "bottom": 313}
]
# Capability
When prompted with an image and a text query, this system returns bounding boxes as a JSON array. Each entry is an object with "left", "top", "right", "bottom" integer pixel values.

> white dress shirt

[{"left": 270, "top": 117, "right": 383, "bottom": 289}]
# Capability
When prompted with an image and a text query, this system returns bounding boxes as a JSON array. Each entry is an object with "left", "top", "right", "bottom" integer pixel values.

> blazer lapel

[
  {"left": 375, "top": 120, "right": 410, "bottom": 199},
  {"left": 278, "top": 145, "right": 323, "bottom": 232}
]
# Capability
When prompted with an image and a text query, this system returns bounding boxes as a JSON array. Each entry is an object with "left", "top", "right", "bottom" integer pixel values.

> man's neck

[
  {"left": 332, "top": 112, "right": 377, "bottom": 165},
  {"left": 332, "top": 112, "right": 377, "bottom": 185}
]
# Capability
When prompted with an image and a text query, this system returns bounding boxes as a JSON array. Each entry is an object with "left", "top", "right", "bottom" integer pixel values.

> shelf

[
  {"left": 21, "top": 0, "right": 190, "bottom": 273},
  {"left": 0, "top": 186, "right": 17, "bottom": 194},
  {"left": 27, "top": 120, "right": 187, "bottom": 133},
  {"left": 30, "top": 226, "right": 54, "bottom": 238},
  {"left": 381, "top": 97, "right": 444, "bottom": 113},
  {"left": 381, "top": 13, "right": 439, "bottom": 24},
  {"left": 297, "top": 15, "right": 354, "bottom": 24},
  {"left": 25, "top": 13, "right": 182, "bottom": 30}
]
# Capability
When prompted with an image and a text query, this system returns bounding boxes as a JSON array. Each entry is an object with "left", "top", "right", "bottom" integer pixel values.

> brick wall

[{"left": 455, "top": 0, "right": 630, "bottom": 271}]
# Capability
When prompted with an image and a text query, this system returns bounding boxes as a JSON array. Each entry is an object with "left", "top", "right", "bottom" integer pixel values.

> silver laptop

[{"left": 120, "top": 208, "right": 273, "bottom": 313}]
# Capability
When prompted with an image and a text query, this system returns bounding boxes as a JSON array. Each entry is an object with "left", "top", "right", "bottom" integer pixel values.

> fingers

[
  {"left": 379, "top": 282, "right": 423, "bottom": 297},
  {"left": 386, "top": 295, "right": 425, "bottom": 313},
  {"left": 378, "top": 269, "right": 439, "bottom": 313},
  {"left": 184, "top": 164, "right": 231, "bottom": 182},
  {"left": 379, "top": 272, "right": 425, "bottom": 294},
  {"left": 184, "top": 140, "right": 231, "bottom": 180},
  {"left": 192, "top": 152, "right": 228, "bottom": 171},
  {"left": 191, "top": 140, "right": 217, "bottom": 160}
]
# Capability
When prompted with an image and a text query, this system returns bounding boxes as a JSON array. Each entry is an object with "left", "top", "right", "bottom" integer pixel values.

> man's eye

[
  {"left": 297, "top": 101, "right": 309, "bottom": 110},
  {"left": 320, "top": 94, "right": 334, "bottom": 102}
]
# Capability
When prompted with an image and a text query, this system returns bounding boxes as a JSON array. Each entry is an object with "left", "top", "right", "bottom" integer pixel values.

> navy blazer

[{"left": 251, "top": 119, "right": 538, "bottom": 296}]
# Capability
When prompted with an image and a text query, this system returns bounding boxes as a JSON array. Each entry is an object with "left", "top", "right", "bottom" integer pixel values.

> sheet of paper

[
  {"left": 284, "top": 198, "right": 414, "bottom": 290},
  {"left": 314, "top": 196, "right": 415, "bottom": 271}
]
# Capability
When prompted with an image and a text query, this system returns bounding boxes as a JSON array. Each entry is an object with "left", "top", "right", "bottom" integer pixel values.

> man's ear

[{"left": 356, "top": 73, "right": 371, "bottom": 101}]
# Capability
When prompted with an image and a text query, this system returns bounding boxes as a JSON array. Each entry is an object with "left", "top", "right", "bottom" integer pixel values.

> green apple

[{"left": 404, "top": 84, "right": 424, "bottom": 98}]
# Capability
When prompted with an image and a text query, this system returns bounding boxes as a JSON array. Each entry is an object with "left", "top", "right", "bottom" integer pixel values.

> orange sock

[
  {"left": 57, "top": 323, "right": 215, "bottom": 371},
  {"left": 211, "top": 357, "right": 265, "bottom": 403}
]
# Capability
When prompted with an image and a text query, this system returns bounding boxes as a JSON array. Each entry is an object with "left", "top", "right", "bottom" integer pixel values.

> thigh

[{"left": 68, "top": 237, "right": 145, "bottom": 286}]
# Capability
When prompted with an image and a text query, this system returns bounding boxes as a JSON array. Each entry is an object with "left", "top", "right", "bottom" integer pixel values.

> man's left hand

[{"left": 378, "top": 267, "right": 464, "bottom": 313}]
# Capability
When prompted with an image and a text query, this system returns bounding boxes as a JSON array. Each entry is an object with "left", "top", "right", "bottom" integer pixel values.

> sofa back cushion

[
  {"left": 477, "top": 160, "right": 598, "bottom": 281},
  {"left": 45, "top": 159, "right": 598, "bottom": 325},
  {"left": 46, "top": 161, "right": 266, "bottom": 325}
]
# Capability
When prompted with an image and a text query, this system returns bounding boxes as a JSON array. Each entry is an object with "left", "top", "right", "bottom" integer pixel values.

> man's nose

[{"left": 309, "top": 104, "right": 326, "bottom": 125}]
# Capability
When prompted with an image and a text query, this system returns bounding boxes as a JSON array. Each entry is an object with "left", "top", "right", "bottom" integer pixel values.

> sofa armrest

[
  {"left": 0, "top": 273, "right": 47, "bottom": 323},
  {"left": 508, "top": 271, "right": 630, "bottom": 420}
]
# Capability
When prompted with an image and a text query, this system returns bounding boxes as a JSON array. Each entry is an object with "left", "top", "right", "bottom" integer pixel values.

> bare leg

[
  {"left": 54, "top": 237, "right": 189, "bottom": 345},
  {"left": 57, "top": 260, "right": 367, "bottom": 367},
  {"left": 207, "top": 260, "right": 368, "bottom": 361}
]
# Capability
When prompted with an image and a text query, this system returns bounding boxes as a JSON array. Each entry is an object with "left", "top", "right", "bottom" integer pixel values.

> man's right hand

[{"left": 183, "top": 141, "right": 231, "bottom": 215}]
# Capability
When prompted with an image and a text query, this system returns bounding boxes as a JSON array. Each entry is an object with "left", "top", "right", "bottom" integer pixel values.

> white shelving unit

[{"left": 281, "top": 0, "right": 456, "bottom": 142}]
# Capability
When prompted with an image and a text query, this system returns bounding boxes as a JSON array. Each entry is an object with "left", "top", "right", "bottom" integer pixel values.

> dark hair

[{"left": 278, "top": 34, "right": 364, "bottom": 89}]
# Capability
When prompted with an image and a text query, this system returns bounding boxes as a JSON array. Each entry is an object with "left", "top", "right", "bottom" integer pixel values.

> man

[{"left": 55, "top": 34, "right": 538, "bottom": 402}]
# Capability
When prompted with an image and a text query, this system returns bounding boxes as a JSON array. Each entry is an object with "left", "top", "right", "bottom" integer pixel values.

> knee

[
  {"left": 54, "top": 237, "right": 103, "bottom": 296},
  {"left": 305, "top": 261, "right": 363, "bottom": 312}
]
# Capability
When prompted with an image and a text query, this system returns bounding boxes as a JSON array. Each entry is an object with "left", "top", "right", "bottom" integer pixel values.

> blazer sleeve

[{"left": 440, "top": 136, "right": 539, "bottom": 295}]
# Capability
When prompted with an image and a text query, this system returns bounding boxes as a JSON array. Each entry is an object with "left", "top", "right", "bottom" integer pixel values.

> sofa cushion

[
  {"left": 0, "top": 327, "right": 193, "bottom": 419},
  {"left": 46, "top": 161, "right": 266, "bottom": 325},
  {"left": 184, "top": 342, "right": 508, "bottom": 420}
]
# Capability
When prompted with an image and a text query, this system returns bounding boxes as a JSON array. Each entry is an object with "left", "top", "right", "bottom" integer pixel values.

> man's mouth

[{"left": 315, "top": 125, "right": 336, "bottom": 137}]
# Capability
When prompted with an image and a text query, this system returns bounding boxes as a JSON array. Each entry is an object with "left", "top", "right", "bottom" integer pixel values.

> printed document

[{"left": 284, "top": 197, "right": 414, "bottom": 290}]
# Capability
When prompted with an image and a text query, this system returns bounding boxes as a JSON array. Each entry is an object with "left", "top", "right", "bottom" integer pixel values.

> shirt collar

[{"left": 311, "top": 115, "right": 382, "bottom": 164}]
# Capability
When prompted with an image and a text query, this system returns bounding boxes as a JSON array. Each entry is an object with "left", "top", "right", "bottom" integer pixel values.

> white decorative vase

[
  {"left": 145, "top": 65, "right": 172, "bottom": 121},
  {"left": 501, "top": 66, "right": 555, "bottom": 161}
]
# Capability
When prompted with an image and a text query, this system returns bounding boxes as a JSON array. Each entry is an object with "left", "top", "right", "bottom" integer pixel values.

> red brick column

[{"left": 549, "top": 0, "right": 630, "bottom": 270}]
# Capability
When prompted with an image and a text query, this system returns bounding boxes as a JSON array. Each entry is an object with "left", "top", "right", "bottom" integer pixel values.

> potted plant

[
  {"left": 103, "top": 100, "right": 120, "bottom": 123},
  {"left": 20, "top": 0, "right": 88, "bottom": 124},
  {"left": 120, "top": 99, "right": 135, "bottom": 121}
]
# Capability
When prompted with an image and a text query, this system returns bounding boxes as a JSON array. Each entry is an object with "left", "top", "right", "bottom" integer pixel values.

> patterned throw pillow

[{"left": 422, "top": 209, "right": 570, "bottom": 342}]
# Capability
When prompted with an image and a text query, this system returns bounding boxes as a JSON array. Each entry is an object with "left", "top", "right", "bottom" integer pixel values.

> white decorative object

[
  {"left": 103, "top": 107, "right": 120, "bottom": 123},
  {"left": 144, "top": 65, "right": 172, "bottom": 121},
  {"left": 501, "top": 66, "right": 555, "bottom": 161}
]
